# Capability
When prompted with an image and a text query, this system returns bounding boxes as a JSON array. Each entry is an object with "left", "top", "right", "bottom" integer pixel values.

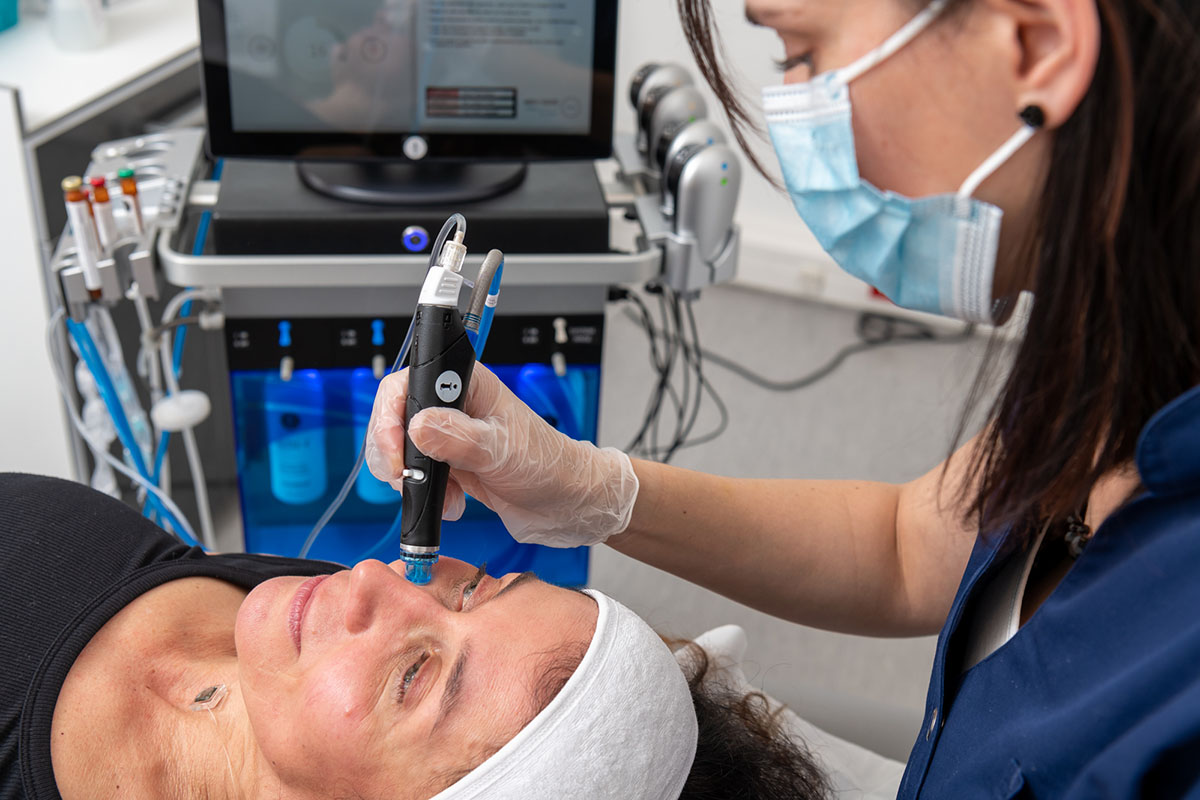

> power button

[{"left": 402, "top": 226, "right": 430, "bottom": 252}]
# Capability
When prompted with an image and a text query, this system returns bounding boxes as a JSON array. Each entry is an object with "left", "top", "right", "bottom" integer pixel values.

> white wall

[{"left": 0, "top": 88, "right": 74, "bottom": 479}]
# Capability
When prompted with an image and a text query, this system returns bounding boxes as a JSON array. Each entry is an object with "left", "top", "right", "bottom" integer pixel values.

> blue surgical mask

[{"left": 762, "top": 0, "right": 1039, "bottom": 323}]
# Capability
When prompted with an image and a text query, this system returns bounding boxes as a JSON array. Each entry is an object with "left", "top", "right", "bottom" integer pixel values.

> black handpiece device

[{"left": 398, "top": 295, "right": 477, "bottom": 583}]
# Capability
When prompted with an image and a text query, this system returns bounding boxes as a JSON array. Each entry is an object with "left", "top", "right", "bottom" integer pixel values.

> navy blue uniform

[{"left": 899, "top": 385, "right": 1200, "bottom": 798}]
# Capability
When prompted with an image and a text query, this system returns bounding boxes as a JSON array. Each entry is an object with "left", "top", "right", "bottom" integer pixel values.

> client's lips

[{"left": 288, "top": 575, "right": 329, "bottom": 652}]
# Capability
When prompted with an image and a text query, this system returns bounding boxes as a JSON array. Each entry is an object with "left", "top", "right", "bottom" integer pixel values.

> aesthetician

[{"left": 367, "top": 0, "right": 1200, "bottom": 796}]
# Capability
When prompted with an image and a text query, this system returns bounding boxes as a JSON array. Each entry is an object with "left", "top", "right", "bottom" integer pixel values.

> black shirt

[{"left": 0, "top": 473, "right": 342, "bottom": 799}]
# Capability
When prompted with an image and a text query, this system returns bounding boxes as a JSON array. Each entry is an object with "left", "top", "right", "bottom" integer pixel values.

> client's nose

[{"left": 343, "top": 559, "right": 440, "bottom": 633}]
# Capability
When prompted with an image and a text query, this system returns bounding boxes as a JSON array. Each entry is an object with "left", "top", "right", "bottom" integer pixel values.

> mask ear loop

[
  {"left": 956, "top": 106, "right": 1046, "bottom": 202},
  {"left": 836, "top": 0, "right": 950, "bottom": 84},
  {"left": 191, "top": 685, "right": 242, "bottom": 800}
]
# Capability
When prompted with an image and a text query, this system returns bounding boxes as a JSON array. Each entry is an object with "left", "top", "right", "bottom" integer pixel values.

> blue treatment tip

[{"left": 402, "top": 554, "right": 438, "bottom": 585}]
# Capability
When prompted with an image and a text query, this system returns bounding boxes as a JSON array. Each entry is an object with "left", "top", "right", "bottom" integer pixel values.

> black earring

[{"left": 1019, "top": 105, "right": 1046, "bottom": 129}]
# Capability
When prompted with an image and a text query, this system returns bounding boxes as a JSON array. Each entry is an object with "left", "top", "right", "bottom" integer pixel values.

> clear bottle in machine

[{"left": 265, "top": 368, "right": 328, "bottom": 506}]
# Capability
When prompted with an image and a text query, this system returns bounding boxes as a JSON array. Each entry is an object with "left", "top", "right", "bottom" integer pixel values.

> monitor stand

[{"left": 296, "top": 161, "right": 528, "bottom": 206}]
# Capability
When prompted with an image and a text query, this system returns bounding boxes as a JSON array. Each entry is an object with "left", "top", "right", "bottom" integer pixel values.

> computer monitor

[{"left": 196, "top": 0, "right": 618, "bottom": 203}]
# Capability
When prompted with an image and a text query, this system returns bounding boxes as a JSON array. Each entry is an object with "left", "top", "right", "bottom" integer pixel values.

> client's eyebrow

[
  {"left": 432, "top": 572, "right": 541, "bottom": 733},
  {"left": 493, "top": 571, "right": 537, "bottom": 599},
  {"left": 433, "top": 646, "right": 469, "bottom": 735}
]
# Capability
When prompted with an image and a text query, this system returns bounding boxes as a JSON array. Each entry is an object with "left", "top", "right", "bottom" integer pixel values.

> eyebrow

[
  {"left": 493, "top": 571, "right": 537, "bottom": 599},
  {"left": 432, "top": 572, "right": 541, "bottom": 732}
]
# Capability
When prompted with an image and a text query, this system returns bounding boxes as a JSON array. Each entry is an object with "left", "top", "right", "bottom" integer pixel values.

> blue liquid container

[
  {"left": 0, "top": 0, "right": 16, "bottom": 33},
  {"left": 265, "top": 370, "right": 328, "bottom": 505},
  {"left": 351, "top": 368, "right": 400, "bottom": 505}
]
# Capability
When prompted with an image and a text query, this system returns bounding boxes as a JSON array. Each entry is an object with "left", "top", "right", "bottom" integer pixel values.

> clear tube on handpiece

[
  {"left": 62, "top": 176, "right": 103, "bottom": 298},
  {"left": 118, "top": 167, "right": 144, "bottom": 236},
  {"left": 88, "top": 176, "right": 120, "bottom": 255}
]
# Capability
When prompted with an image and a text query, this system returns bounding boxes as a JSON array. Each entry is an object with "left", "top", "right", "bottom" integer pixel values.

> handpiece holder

[
  {"left": 635, "top": 193, "right": 741, "bottom": 298},
  {"left": 50, "top": 128, "right": 206, "bottom": 319},
  {"left": 398, "top": 302, "right": 477, "bottom": 584},
  {"left": 614, "top": 133, "right": 743, "bottom": 297}
]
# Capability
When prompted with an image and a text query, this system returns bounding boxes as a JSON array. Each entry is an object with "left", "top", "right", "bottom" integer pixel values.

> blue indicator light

[
  {"left": 371, "top": 319, "right": 385, "bottom": 347},
  {"left": 402, "top": 225, "right": 430, "bottom": 253},
  {"left": 706, "top": 137, "right": 715, "bottom": 145},
  {"left": 278, "top": 320, "right": 292, "bottom": 348},
  {"left": 721, "top": 162, "right": 728, "bottom": 170}
]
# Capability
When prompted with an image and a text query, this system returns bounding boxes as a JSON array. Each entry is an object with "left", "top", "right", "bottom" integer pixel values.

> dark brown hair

[
  {"left": 673, "top": 640, "right": 831, "bottom": 800},
  {"left": 677, "top": 0, "right": 1200, "bottom": 533}
]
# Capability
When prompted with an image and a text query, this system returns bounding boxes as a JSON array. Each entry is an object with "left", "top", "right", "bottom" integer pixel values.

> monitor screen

[{"left": 198, "top": 0, "right": 617, "bottom": 160}]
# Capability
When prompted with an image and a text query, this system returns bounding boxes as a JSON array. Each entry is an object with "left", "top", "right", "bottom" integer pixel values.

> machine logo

[
  {"left": 403, "top": 135, "right": 429, "bottom": 160},
  {"left": 435, "top": 370, "right": 463, "bottom": 403}
]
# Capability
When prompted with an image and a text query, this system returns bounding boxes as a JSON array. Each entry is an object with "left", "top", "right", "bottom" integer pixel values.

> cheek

[
  {"left": 849, "top": 79, "right": 941, "bottom": 195},
  {"left": 303, "top": 660, "right": 382, "bottom": 728},
  {"left": 240, "top": 646, "right": 388, "bottom": 785}
]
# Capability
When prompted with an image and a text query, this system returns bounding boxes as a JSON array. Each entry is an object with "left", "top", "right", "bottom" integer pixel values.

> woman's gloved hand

[{"left": 364, "top": 362, "right": 639, "bottom": 547}]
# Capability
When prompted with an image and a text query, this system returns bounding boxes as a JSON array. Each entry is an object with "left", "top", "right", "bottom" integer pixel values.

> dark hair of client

[
  {"left": 673, "top": 641, "right": 831, "bottom": 800},
  {"left": 677, "top": 0, "right": 1200, "bottom": 539}
]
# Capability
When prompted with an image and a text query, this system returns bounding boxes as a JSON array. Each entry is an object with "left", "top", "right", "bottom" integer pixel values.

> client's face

[{"left": 234, "top": 558, "right": 597, "bottom": 798}]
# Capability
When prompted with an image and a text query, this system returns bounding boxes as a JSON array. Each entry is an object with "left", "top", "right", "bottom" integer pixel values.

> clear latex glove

[{"left": 364, "top": 361, "right": 639, "bottom": 547}]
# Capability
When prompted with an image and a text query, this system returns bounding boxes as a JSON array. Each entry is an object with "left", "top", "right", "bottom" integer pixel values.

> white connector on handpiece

[
  {"left": 419, "top": 230, "right": 467, "bottom": 307},
  {"left": 437, "top": 230, "right": 467, "bottom": 273}
]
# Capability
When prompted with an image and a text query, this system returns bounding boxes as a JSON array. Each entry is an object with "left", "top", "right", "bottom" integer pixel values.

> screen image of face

[{"left": 223, "top": 0, "right": 597, "bottom": 137}]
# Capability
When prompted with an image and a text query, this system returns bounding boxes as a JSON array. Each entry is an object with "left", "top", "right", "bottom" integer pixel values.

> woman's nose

[
  {"left": 342, "top": 559, "right": 441, "bottom": 634},
  {"left": 344, "top": 559, "right": 399, "bottom": 633}
]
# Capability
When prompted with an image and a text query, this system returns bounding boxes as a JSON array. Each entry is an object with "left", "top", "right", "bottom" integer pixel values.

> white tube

[
  {"left": 162, "top": 288, "right": 220, "bottom": 330},
  {"left": 64, "top": 197, "right": 103, "bottom": 292},
  {"left": 46, "top": 310, "right": 201, "bottom": 546},
  {"left": 157, "top": 289, "right": 220, "bottom": 550},
  {"left": 128, "top": 283, "right": 170, "bottom": 493},
  {"left": 92, "top": 196, "right": 120, "bottom": 255}
]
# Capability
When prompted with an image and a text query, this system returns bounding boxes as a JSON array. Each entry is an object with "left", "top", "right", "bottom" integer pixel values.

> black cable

[
  {"left": 656, "top": 289, "right": 682, "bottom": 455},
  {"left": 627, "top": 283, "right": 682, "bottom": 455},
  {"left": 673, "top": 368, "right": 729, "bottom": 453},
  {"left": 678, "top": 298, "right": 707, "bottom": 443},
  {"left": 623, "top": 293, "right": 662, "bottom": 456},
  {"left": 651, "top": 310, "right": 975, "bottom": 393},
  {"left": 668, "top": 290, "right": 691, "bottom": 458},
  {"left": 663, "top": 295, "right": 705, "bottom": 462},
  {"left": 617, "top": 299, "right": 975, "bottom": 461},
  {"left": 619, "top": 289, "right": 729, "bottom": 463}
]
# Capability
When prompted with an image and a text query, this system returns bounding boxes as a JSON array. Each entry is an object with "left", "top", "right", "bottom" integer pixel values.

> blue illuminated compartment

[{"left": 230, "top": 362, "right": 599, "bottom": 585}]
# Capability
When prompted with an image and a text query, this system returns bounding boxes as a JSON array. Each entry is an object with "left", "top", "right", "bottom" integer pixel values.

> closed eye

[
  {"left": 775, "top": 52, "right": 814, "bottom": 73},
  {"left": 454, "top": 564, "right": 488, "bottom": 611}
]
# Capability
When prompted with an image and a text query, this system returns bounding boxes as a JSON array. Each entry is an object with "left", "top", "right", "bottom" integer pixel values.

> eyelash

[
  {"left": 396, "top": 652, "right": 430, "bottom": 705},
  {"left": 456, "top": 566, "right": 488, "bottom": 611},
  {"left": 775, "top": 52, "right": 814, "bottom": 73},
  {"left": 394, "top": 569, "right": 486, "bottom": 706}
]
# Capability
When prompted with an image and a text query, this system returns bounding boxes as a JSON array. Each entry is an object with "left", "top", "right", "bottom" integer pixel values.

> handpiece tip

[{"left": 402, "top": 554, "right": 437, "bottom": 585}]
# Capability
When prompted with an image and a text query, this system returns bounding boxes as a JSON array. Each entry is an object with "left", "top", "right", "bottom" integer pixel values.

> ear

[{"left": 988, "top": 0, "right": 1101, "bottom": 128}]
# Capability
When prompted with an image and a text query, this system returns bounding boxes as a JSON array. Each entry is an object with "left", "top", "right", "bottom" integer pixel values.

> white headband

[{"left": 431, "top": 589, "right": 698, "bottom": 800}]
